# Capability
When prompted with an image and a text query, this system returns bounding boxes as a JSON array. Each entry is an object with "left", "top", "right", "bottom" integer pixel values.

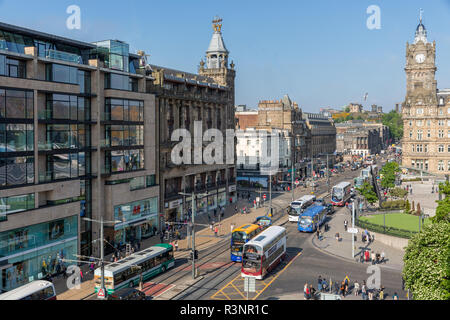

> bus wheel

[{"left": 162, "top": 266, "right": 167, "bottom": 273}]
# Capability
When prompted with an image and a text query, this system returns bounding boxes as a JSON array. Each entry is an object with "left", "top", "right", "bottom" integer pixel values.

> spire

[
  {"left": 414, "top": 9, "right": 427, "bottom": 44},
  {"left": 205, "top": 16, "right": 229, "bottom": 69}
]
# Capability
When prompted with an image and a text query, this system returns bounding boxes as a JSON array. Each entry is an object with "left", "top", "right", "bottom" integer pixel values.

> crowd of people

[{"left": 303, "top": 275, "right": 399, "bottom": 300}]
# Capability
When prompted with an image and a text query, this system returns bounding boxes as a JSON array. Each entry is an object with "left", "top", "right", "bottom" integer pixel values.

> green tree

[
  {"left": 403, "top": 220, "right": 450, "bottom": 300},
  {"left": 380, "top": 162, "right": 400, "bottom": 189},
  {"left": 434, "top": 181, "right": 450, "bottom": 223},
  {"left": 404, "top": 199, "right": 411, "bottom": 214},
  {"left": 357, "top": 182, "right": 378, "bottom": 205},
  {"left": 382, "top": 110, "right": 404, "bottom": 141}
]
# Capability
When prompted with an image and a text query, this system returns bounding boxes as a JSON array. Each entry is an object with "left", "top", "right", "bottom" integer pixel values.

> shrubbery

[{"left": 381, "top": 200, "right": 406, "bottom": 210}]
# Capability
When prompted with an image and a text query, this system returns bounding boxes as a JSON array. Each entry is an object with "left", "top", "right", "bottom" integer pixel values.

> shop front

[
  {"left": 0, "top": 216, "right": 78, "bottom": 293},
  {"left": 208, "top": 193, "right": 218, "bottom": 212},
  {"left": 113, "top": 197, "right": 158, "bottom": 246},
  {"left": 229, "top": 184, "right": 237, "bottom": 204},
  {"left": 218, "top": 189, "right": 227, "bottom": 207},
  {"left": 164, "top": 199, "right": 183, "bottom": 223}
]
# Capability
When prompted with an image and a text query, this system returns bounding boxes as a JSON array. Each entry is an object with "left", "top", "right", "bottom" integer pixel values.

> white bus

[
  {"left": 0, "top": 281, "right": 56, "bottom": 300},
  {"left": 242, "top": 226, "right": 287, "bottom": 280},
  {"left": 94, "top": 244, "right": 175, "bottom": 295},
  {"left": 331, "top": 181, "right": 352, "bottom": 206},
  {"left": 288, "top": 195, "right": 316, "bottom": 222}
]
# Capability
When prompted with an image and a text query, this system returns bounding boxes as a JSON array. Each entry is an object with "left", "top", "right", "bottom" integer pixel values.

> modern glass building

[{"left": 0, "top": 21, "right": 159, "bottom": 293}]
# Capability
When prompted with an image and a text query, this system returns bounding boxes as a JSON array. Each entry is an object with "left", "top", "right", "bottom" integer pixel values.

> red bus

[
  {"left": 242, "top": 226, "right": 287, "bottom": 280},
  {"left": 331, "top": 182, "right": 352, "bottom": 206}
]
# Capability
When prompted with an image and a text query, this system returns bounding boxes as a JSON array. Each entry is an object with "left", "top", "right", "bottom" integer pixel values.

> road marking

[{"left": 252, "top": 251, "right": 303, "bottom": 300}]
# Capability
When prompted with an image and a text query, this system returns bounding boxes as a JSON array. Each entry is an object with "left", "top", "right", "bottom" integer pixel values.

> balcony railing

[{"left": 45, "top": 49, "right": 83, "bottom": 64}]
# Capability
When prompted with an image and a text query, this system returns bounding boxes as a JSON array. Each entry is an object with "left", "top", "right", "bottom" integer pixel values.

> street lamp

[
  {"left": 82, "top": 217, "right": 121, "bottom": 299},
  {"left": 179, "top": 191, "right": 209, "bottom": 280}
]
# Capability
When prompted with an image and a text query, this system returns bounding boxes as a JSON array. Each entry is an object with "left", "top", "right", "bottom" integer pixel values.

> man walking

[{"left": 344, "top": 220, "right": 348, "bottom": 232}]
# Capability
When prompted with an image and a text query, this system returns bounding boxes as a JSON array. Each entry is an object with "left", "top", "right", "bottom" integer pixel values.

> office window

[
  {"left": 46, "top": 63, "right": 77, "bottom": 84},
  {"left": 0, "top": 156, "right": 34, "bottom": 187},
  {"left": 4, "top": 124, "right": 34, "bottom": 152},
  {"left": 0, "top": 193, "right": 35, "bottom": 216},
  {"left": 104, "top": 73, "right": 138, "bottom": 92},
  {"left": 105, "top": 99, "right": 143, "bottom": 122},
  {"left": 46, "top": 94, "right": 90, "bottom": 121},
  {"left": 107, "top": 149, "right": 144, "bottom": 173},
  {"left": 438, "top": 161, "right": 444, "bottom": 171},
  {"left": 439, "top": 145, "right": 444, "bottom": 153},
  {"left": 46, "top": 124, "right": 85, "bottom": 150},
  {"left": 0, "top": 55, "right": 26, "bottom": 78},
  {"left": 1, "top": 89, "right": 33, "bottom": 119},
  {"left": 47, "top": 152, "right": 86, "bottom": 180}
]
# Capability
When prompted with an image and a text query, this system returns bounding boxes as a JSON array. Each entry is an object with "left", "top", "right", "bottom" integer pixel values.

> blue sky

[{"left": 1, "top": 0, "right": 450, "bottom": 112}]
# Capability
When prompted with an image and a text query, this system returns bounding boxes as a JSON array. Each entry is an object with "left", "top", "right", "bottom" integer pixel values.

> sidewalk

[{"left": 311, "top": 210, "right": 404, "bottom": 271}]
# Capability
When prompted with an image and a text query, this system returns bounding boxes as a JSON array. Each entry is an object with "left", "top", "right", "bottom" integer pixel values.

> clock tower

[
  {"left": 404, "top": 13, "right": 437, "bottom": 107},
  {"left": 402, "top": 12, "right": 450, "bottom": 176}
]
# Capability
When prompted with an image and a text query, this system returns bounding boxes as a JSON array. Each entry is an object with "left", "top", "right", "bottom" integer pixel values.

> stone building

[
  {"left": 303, "top": 112, "right": 336, "bottom": 159},
  {"left": 402, "top": 16, "right": 450, "bottom": 175},
  {"left": 147, "top": 18, "right": 237, "bottom": 223},
  {"left": 0, "top": 22, "right": 159, "bottom": 291},
  {"left": 235, "top": 107, "right": 258, "bottom": 130},
  {"left": 255, "top": 95, "right": 310, "bottom": 178}
]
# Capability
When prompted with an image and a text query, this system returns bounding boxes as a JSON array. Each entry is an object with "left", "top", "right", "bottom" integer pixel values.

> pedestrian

[
  {"left": 392, "top": 292, "right": 399, "bottom": 300},
  {"left": 335, "top": 232, "right": 340, "bottom": 242},
  {"left": 234, "top": 206, "right": 238, "bottom": 215},
  {"left": 214, "top": 208, "right": 217, "bottom": 218},
  {"left": 379, "top": 286, "right": 385, "bottom": 300},
  {"left": 340, "top": 281, "right": 346, "bottom": 297},
  {"left": 316, "top": 229, "right": 321, "bottom": 241},
  {"left": 381, "top": 251, "right": 386, "bottom": 264},
  {"left": 354, "top": 281, "right": 360, "bottom": 296},
  {"left": 309, "top": 285, "right": 316, "bottom": 300},
  {"left": 361, "top": 281, "right": 367, "bottom": 300},
  {"left": 79, "top": 269, "right": 84, "bottom": 283},
  {"left": 334, "top": 281, "right": 340, "bottom": 295},
  {"left": 371, "top": 252, "right": 376, "bottom": 265},
  {"left": 231, "top": 223, "right": 235, "bottom": 234},
  {"left": 174, "top": 240, "right": 179, "bottom": 252},
  {"left": 360, "top": 253, "right": 364, "bottom": 263},
  {"left": 317, "top": 276, "right": 322, "bottom": 292},
  {"left": 221, "top": 206, "right": 225, "bottom": 218},
  {"left": 368, "top": 289, "right": 373, "bottom": 300},
  {"left": 137, "top": 241, "right": 141, "bottom": 251},
  {"left": 160, "top": 231, "right": 164, "bottom": 244},
  {"left": 344, "top": 220, "right": 348, "bottom": 232},
  {"left": 304, "top": 283, "right": 309, "bottom": 300},
  {"left": 214, "top": 226, "right": 219, "bottom": 237},
  {"left": 371, "top": 234, "right": 375, "bottom": 243}
]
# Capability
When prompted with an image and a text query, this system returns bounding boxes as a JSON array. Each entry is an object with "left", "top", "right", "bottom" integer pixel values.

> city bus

[
  {"left": 231, "top": 224, "right": 263, "bottom": 262},
  {"left": 288, "top": 195, "right": 316, "bottom": 222},
  {"left": 297, "top": 205, "right": 328, "bottom": 233},
  {"left": 241, "top": 226, "right": 287, "bottom": 280},
  {"left": 331, "top": 182, "right": 352, "bottom": 206},
  {"left": 94, "top": 244, "right": 175, "bottom": 295},
  {"left": 0, "top": 281, "right": 56, "bottom": 300}
]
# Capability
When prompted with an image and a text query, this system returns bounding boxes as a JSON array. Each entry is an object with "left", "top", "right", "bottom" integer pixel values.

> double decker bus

[
  {"left": 331, "top": 182, "right": 352, "bottom": 206},
  {"left": 288, "top": 195, "right": 316, "bottom": 222},
  {"left": 297, "top": 205, "right": 328, "bottom": 233},
  {"left": 231, "top": 224, "right": 263, "bottom": 262},
  {"left": 94, "top": 244, "right": 175, "bottom": 295},
  {"left": 0, "top": 281, "right": 56, "bottom": 300},
  {"left": 242, "top": 226, "right": 287, "bottom": 280}
]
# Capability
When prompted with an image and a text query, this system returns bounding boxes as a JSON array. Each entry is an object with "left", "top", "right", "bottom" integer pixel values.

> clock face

[{"left": 415, "top": 54, "right": 426, "bottom": 64}]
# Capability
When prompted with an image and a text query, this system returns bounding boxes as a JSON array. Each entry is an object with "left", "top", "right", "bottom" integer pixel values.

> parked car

[
  {"left": 326, "top": 204, "right": 336, "bottom": 215},
  {"left": 107, "top": 288, "right": 149, "bottom": 300}
]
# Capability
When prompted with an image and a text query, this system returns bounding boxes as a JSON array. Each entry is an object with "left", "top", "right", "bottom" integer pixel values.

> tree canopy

[
  {"left": 382, "top": 111, "right": 403, "bottom": 141},
  {"left": 434, "top": 181, "right": 450, "bottom": 223},
  {"left": 380, "top": 161, "right": 400, "bottom": 189},
  {"left": 357, "top": 182, "right": 378, "bottom": 204},
  {"left": 403, "top": 220, "right": 450, "bottom": 300}
]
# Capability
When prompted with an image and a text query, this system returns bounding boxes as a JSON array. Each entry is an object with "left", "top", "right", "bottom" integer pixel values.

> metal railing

[{"left": 355, "top": 218, "right": 417, "bottom": 239}]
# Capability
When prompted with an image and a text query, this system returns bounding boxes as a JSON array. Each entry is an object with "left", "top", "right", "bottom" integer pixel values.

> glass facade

[
  {"left": 0, "top": 193, "right": 35, "bottom": 216},
  {"left": 0, "top": 216, "right": 78, "bottom": 292},
  {"left": 45, "top": 124, "right": 87, "bottom": 150},
  {"left": 45, "top": 64, "right": 91, "bottom": 94},
  {"left": 46, "top": 152, "right": 87, "bottom": 180},
  {"left": 113, "top": 197, "right": 158, "bottom": 245},
  {"left": 106, "top": 149, "right": 144, "bottom": 173},
  {"left": 0, "top": 157, "right": 34, "bottom": 188},
  {"left": 105, "top": 125, "right": 144, "bottom": 147},
  {"left": 45, "top": 94, "right": 90, "bottom": 121},
  {"left": 105, "top": 73, "right": 138, "bottom": 92},
  {"left": 92, "top": 40, "right": 130, "bottom": 72},
  {"left": 105, "top": 98, "right": 144, "bottom": 122},
  {"left": 1, "top": 124, "right": 34, "bottom": 152},
  {"left": 0, "top": 88, "right": 34, "bottom": 119},
  {"left": 0, "top": 55, "right": 26, "bottom": 78}
]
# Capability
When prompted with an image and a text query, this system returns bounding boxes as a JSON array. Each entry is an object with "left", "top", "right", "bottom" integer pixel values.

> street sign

[
  {"left": 244, "top": 277, "right": 256, "bottom": 293},
  {"left": 347, "top": 228, "right": 358, "bottom": 234},
  {"left": 97, "top": 288, "right": 106, "bottom": 299}
]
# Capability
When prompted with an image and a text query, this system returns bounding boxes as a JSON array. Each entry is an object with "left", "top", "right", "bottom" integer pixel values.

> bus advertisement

[{"left": 231, "top": 224, "right": 263, "bottom": 262}]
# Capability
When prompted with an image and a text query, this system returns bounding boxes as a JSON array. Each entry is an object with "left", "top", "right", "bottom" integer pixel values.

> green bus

[{"left": 94, "top": 244, "right": 175, "bottom": 294}]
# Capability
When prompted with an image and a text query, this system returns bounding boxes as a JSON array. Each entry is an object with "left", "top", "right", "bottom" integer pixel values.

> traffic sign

[
  {"left": 244, "top": 277, "right": 256, "bottom": 293},
  {"left": 97, "top": 288, "right": 106, "bottom": 299},
  {"left": 347, "top": 228, "right": 358, "bottom": 234}
]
